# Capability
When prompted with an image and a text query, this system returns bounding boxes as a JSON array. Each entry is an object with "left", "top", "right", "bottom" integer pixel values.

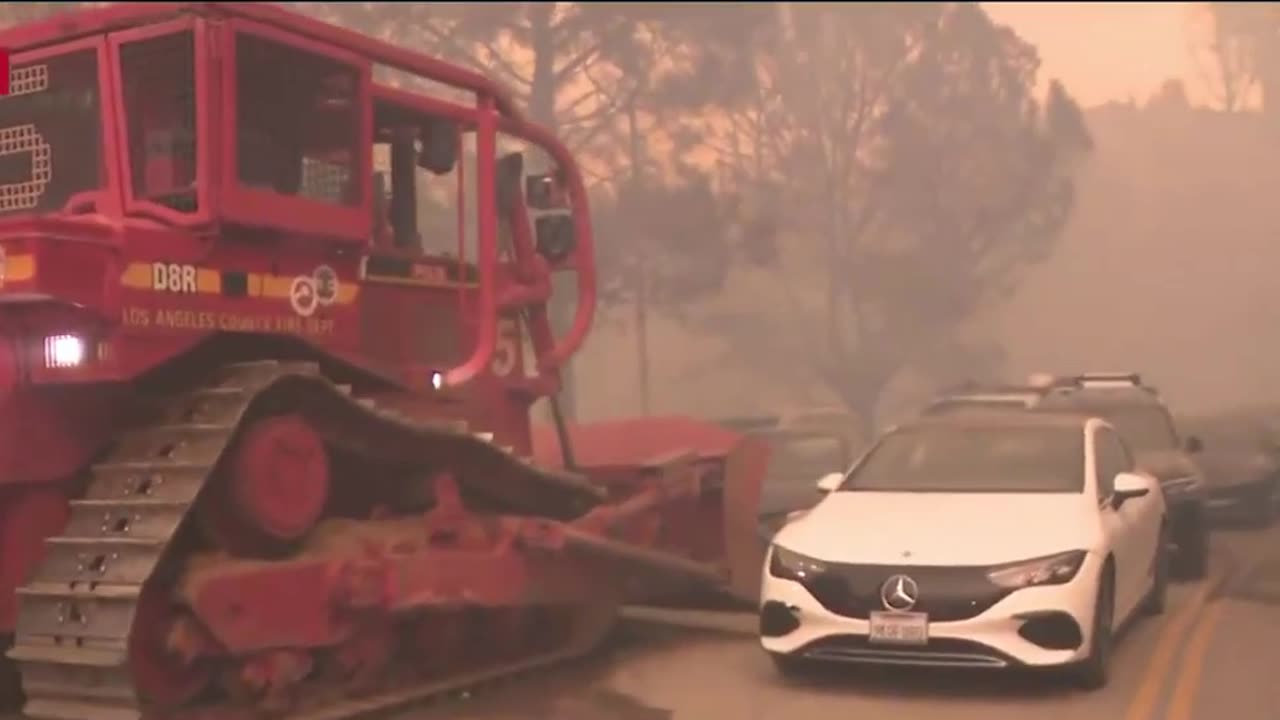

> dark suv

[
  {"left": 925, "top": 373, "right": 1210, "bottom": 579},
  {"left": 1176, "top": 406, "right": 1280, "bottom": 527}
]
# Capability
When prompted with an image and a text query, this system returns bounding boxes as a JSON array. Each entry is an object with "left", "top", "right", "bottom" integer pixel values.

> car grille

[
  {"left": 799, "top": 562, "right": 1012, "bottom": 622},
  {"left": 798, "top": 634, "right": 1016, "bottom": 668}
]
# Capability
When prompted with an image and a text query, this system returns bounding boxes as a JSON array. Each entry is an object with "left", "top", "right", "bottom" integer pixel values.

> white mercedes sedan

[{"left": 759, "top": 411, "right": 1167, "bottom": 690}]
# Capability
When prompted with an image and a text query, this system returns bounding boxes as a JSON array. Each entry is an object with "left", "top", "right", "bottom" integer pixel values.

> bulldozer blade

[
  {"left": 531, "top": 415, "right": 773, "bottom": 604},
  {"left": 718, "top": 432, "right": 770, "bottom": 604}
]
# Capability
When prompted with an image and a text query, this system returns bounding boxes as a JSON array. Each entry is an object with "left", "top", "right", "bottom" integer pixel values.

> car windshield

[
  {"left": 1094, "top": 405, "right": 1179, "bottom": 453},
  {"left": 839, "top": 424, "right": 1084, "bottom": 493}
]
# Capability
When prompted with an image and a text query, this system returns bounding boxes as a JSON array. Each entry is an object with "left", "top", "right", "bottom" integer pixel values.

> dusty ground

[{"left": 400, "top": 522, "right": 1280, "bottom": 720}]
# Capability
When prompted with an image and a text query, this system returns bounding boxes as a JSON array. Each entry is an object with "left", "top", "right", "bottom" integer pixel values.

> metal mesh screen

[
  {"left": 235, "top": 32, "right": 360, "bottom": 206},
  {"left": 119, "top": 31, "right": 197, "bottom": 212},
  {"left": 0, "top": 50, "right": 101, "bottom": 215}
]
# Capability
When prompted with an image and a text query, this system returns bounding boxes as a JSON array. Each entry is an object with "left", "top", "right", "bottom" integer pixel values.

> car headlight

[
  {"left": 768, "top": 544, "right": 828, "bottom": 582},
  {"left": 985, "top": 550, "right": 1087, "bottom": 589}
]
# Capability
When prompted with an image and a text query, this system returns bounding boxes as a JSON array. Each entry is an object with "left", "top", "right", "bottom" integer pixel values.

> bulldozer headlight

[{"left": 44, "top": 334, "right": 86, "bottom": 368}]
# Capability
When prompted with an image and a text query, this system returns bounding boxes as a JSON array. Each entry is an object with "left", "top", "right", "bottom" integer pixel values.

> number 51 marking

[{"left": 490, "top": 317, "right": 520, "bottom": 378}]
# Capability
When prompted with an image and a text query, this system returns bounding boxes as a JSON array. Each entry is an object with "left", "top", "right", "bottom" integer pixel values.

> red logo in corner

[{"left": 0, "top": 49, "right": 9, "bottom": 96}]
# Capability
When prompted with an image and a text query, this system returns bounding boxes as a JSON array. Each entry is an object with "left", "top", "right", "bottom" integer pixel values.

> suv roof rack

[
  {"left": 1075, "top": 372, "right": 1142, "bottom": 386},
  {"left": 923, "top": 385, "right": 1047, "bottom": 416},
  {"left": 1046, "top": 372, "right": 1160, "bottom": 396}
]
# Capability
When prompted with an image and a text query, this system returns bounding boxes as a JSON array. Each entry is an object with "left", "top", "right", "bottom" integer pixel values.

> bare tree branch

[
  {"left": 553, "top": 40, "right": 605, "bottom": 86},
  {"left": 476, "top": 36, "right": 535, "bottom": 89}
]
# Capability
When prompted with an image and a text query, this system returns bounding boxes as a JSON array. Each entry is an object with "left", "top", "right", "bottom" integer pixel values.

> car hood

[
  {"left": 774, "top": 491, "right": 1096, "bottom": 566},
  {"left": 1133, "top": 449, "right": 1201, "bottom": 481}
]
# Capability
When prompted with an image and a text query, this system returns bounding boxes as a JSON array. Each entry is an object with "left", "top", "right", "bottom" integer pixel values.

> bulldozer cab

[
  {"left": 0, "top": 10, "right": 529, "bottom": 237},
  {"left": 0, "top": 11, "right": 776, "bottom": 718},
  {"left": 0, "top": 3, "right": 596, "bottom": 390}
]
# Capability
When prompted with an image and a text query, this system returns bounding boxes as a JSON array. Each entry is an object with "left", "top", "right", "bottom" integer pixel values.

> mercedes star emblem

[{"left": 880, "top": 574, "right": 920, "bottom": 612}]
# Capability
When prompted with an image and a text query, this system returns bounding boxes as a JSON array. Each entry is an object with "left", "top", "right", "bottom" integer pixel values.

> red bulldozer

[{"left": 0, "top": 4, "right": 768, "bottom": 718}]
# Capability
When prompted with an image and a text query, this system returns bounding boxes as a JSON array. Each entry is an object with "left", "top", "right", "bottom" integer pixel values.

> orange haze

[{"left": 982, "top": 2, "right": 1210, "bottom": 107}]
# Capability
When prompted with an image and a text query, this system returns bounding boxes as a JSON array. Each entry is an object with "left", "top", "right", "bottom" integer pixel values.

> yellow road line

[
  {"left": 1126, "top": 531, "right": 1278, "bottom": 720},
  {"left": 1123, "top": 582, "right": 1213, "bottom": 720},
  {"left": 1163, "top": 601, "right": 1225, "bottom": 720}
]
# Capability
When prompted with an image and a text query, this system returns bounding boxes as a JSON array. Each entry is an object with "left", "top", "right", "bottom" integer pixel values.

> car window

[
  {"left": 1093, "top": 404, "right": 1179, "bottom": 453},
  {"left": 840, "top": 424, "right": 1084, "bottom": 493},
  {"left": 1092, "top": 427, "right": 1133, "bottom": 501}
]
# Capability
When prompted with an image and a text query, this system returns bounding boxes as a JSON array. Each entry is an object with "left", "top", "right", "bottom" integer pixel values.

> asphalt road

[
  {"left": 3, "top": 524, "right": 1273, "bottom": 720},
  {"left": 401, "top": 522, "right": 1280, "bottom": 720}
]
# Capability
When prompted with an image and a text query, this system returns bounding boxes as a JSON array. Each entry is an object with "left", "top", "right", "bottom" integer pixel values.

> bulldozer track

[{"left": 7, "top": 360, "right": 613, "bottom": 720}]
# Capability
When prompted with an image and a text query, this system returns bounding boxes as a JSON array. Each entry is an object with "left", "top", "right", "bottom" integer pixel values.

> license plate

[{"left": 868, "top": 611, "right": 929, "bottom": 645}]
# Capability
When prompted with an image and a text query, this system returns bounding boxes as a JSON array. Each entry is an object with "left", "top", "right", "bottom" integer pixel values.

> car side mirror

[
  {"left": 1184, "top": 435, "right": 1203, "bottom": 454},
  {"left": 1112, "top": 471, "right": 1152, "bottom": 509},
  {"left": 816, "top": 472, "right": 843, "bottom": 493}
]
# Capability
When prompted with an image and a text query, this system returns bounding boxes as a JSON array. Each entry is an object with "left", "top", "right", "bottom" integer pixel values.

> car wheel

[
  {"left": 1142, "top": 528, "right": 1169, "bottom": 616},
  {"left": 1070, "top": 569, "right": 1114, "bottom": 691},
  {"left": 1173, "top": 513, "right": 1210, "bottom": 581},
  {"left": 770, "top": 652, "right": 818, "bottom": 679}
]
